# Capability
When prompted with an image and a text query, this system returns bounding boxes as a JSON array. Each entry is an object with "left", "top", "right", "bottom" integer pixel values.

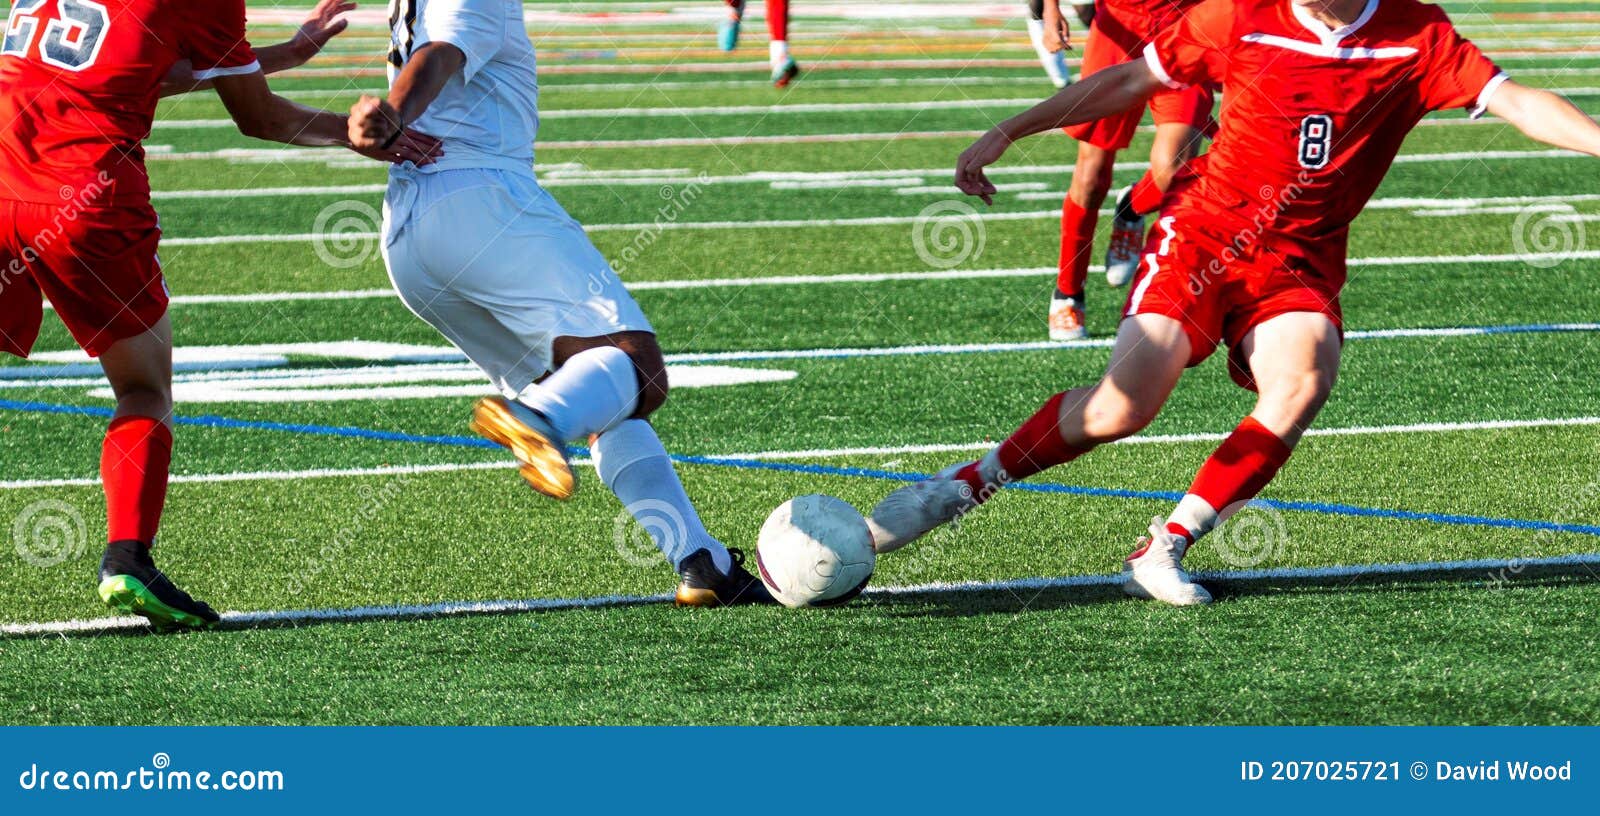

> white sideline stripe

[
  {"left": 117, "top": 250, "right": 1600, "bottom": 307},
  {"left": 7, "top": 552, "right": 1599, "bottom": 636},
  {"left": 5, "top": 416, "right": 1599, "bottom": 491}
]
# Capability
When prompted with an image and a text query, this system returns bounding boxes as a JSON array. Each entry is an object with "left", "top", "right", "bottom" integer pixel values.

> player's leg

[
  {"left": 94, "top": 317, "right": 220, "bottom": 629},
  {"left": 1025, "top": 0, "right": 1071, "bottom": 89},
  {"left": 718, "top": 0, "right": 745, "bottom": 52},
  {"left": 767, "top": 0, "right": 798, "bottom": 86},
  {"left": 1051, "top": 141, "right": 1115, "bottom": 340},
  {"left": 868, "top": 313, "right": 1191, "bottom": 552},
  {"left": 1104, "top": 122, "right": 1205, "bottom": 286},
  {"left": 1127, "top": 311, "right": 1341, "bottom": 605}
]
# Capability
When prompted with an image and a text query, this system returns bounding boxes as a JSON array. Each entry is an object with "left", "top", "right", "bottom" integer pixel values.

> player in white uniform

[{"left": 350, "top": 0, "right": 772, "bottom": 607}]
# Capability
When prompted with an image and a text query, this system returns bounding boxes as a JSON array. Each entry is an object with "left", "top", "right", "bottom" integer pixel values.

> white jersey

[{"left": 387, "top": 0, "right": 540, "bottom": 174}]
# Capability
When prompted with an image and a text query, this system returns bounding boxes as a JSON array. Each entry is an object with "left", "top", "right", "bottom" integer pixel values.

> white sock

[
  {"left": 592, "top": 419, "right": 731, "bottom": 573},
  {"left": 1167, "top": 494, "right": 1221, "bottom": 542},
  {"left": 515, "top": 346, "right": 639, "bottom": 441},
  {"left": 1025, "top": 18, "right": 1067, "bottom": 86},
  {"left": 769, "top": 39, "right": 788, "bottom": 66}
]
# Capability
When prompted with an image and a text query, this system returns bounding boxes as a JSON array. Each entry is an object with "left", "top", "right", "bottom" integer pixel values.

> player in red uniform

[
  {"left": 1043, "top": 0, "right": 1212, "bottom": 341},
  {"left": 0, "top": 0, "right": 439, "bottom": 630},
  {"left": 869, "top": 0, "right": 1600, "bottom": 604},
  {"left": 717, "top": 0, "right": 798, "bottom": 87}
]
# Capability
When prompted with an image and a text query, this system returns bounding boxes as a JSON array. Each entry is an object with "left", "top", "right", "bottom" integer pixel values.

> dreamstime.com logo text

[{"left": 17, "top": 753, "right": 284, "bottom": 793}]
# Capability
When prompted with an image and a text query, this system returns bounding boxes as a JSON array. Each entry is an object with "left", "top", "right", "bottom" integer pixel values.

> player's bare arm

[
  {"left": 1485, "top": 80, "right": 1600, "bottom": 158},
  {"left": 956, "top": 59, "right": 1161, "bottom": 203},
  {"left": 211, "top": 70, "right": 443, "bottom": 164},
  {"left": 349, "top": 42, "right": 467, "bottom": 151},
  {"left": 159, "top": 0, "right": 355, "bottom": 97}
]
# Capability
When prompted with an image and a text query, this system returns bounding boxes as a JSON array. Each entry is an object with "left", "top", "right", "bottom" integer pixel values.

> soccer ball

[{"left": 755, "top": 494, "right": 876, "bottom": 608}]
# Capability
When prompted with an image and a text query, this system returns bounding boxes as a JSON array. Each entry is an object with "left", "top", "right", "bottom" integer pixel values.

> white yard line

[
  {"left": 100, "top": 249, "right": 1600, "bottom": 308},
  {"left": 4, "top": 416, "right": 1599, "bottom": 491},
  {"left": 6, "top": 551, "right": 1598, "bottom": 636}
]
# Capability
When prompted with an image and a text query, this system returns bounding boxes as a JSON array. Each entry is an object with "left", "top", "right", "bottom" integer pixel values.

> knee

[
  {"left": 1262, "top": 368, "right": 1336, "bottom": 418},
  {"left": 626, "top": 350, "right": 670, "bottom": 418},
  {"left": 1079, "top": 391, "right": 1159, "bottom": 443},
  {"left": 113, "top": 384, "right": 172, "bottom": 417}
]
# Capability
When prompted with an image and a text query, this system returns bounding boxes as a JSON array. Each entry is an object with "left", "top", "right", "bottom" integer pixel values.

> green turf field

[{"left": 3, "top": 0, "right": 1600, "bottom": 725}]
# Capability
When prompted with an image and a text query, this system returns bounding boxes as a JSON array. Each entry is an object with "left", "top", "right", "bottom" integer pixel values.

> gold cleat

[{"left": 470, "top": 396, "right": 577, "bottom": 500}]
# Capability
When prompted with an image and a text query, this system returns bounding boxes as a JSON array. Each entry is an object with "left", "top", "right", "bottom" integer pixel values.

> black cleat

[
  {"left": 97, "top": 540, "right": 220, "bottom": 631},
  {"left": 675, "top": 548, "right": 776, "bottom": 607}
]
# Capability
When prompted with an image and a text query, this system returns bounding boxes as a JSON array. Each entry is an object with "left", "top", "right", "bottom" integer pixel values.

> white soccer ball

[{"left": 755, "top": 494, "right": 876, "bottom": 608}]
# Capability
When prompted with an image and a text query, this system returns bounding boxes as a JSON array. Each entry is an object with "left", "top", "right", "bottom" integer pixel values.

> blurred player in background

[
  {"left": 1026, "top": 0, "right": 1094, "bottom": 88},
  {"left": 1043, "top": 0, "right": 1212, "bottom": 340},
  {"left": 0, "top": 0, "right": 438, "bottom": 630},
  {"left": 354, "top": 0, "right": 775, "bottom": 606},
  {"left": 872, "top": 0, "right": 1600, "bottom": 605},
  {"left": 718, "top": 0, "right": 799, "bottom": 87}
]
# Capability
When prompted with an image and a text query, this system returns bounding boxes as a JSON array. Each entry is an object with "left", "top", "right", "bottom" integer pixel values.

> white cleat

[
  {"left": 1047, "top": 295, "right": 1087, "bottom": 341},
  {"left": 1104, "top": 187, "right": 1146, "bottom": 288},
  {"left": 867, "top": 465, "right": 979, "bottom": 553},
  {"left": 1122, "top": 518, "right": 1213, "bottom": 606}
]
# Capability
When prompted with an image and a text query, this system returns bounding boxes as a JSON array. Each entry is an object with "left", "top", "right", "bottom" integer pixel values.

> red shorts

[
  {"left": 1063, "top": 9, "right": 1215, "bottom": 151},
  {"left": 1120, "top": 206, "right": 1347, "bottom": 390},
  {"left": 0, "top": 199, "right": 167, "bottom": 358}
]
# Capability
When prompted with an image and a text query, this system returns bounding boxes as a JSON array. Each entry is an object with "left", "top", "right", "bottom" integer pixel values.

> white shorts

[{"left": 381, "top": 166, "right": 652, "bottom": 396}]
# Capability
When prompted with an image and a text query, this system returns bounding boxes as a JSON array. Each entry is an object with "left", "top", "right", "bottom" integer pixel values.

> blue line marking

[{"left": 5, "top": 398, "right": 1599, "bottom": 539}]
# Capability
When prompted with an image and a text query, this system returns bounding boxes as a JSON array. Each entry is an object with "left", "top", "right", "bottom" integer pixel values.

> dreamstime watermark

[
  {"left": 1186, "top": 175, "right": 1311, "bottom": 296},
  {"left": 12, "top": 499, "right": 87, "bottom": 568},
  {"left": 912, "top": 199, "right": 986, "bottom": 269},
  {"left": 17, "top": 752, "right": 284, "bottom": 793},
  {"left": 1210, "top": 502, "right": 1290, "bottom": 569},
  {"left": 0, "top": 172, "right": 115, "bottom": 296},
  {"left": 285, "top": 479, "right": 406, "bottom": 595},
  {"left": 1486, "top": 465, "right": 1600, "bottom": 590},
  {"left": 1510, "top": 204, "right": 1585, "bottom": 269},
  {"left": 604, "top": 173, "right": 710, "bottom": 284},
  {"left": 893, "top": 468, "right": 1011, "bottom": 579},
  {"left": 312, "top": 199, "right": 383, "bottom": 269},
  {"left": 612, "top": 499, "right": 685, "bottom": 568}
]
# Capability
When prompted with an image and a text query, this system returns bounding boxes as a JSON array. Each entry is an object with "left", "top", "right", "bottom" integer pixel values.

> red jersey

[
  {"left": 1100, "top": 0, "right": 1206, "bottom": 41},
  {"left": 0, "top": 0, "right": 259, "bottom": 207},
  {"left": 1144, "top": 0, "right": 1504, "bottom": 242}
]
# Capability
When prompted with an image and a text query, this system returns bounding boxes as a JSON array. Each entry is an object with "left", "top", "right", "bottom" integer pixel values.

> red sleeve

[
  {"left": 185, "top": 0, "right": 259, "bottom": 79},
  {"left": 1416, "top": 15, "right": 1505, "bottom": 117},
  {"left": 1142, "top": 0, "right": 1235, "bottom": 90}
]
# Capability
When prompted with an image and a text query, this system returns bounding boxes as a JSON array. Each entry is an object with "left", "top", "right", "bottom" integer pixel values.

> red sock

[
  {"left": 1172, "top": 417, "right": 1292, "bottom": 541},
  {"left": 1056, "top": 198, "right": 1096, "bottom": 298},
  {"left": 958, "top": 392, "right": 1086, "bottom": 494},
  {"left": 1128, "top": 170, "right": 1165, "bottom": 215},
  {"left": 101, "top": 416, "right": 173, "bottom": 546},
  {"left": 766, "top": 0, "right": 788, "bottom": 40}
]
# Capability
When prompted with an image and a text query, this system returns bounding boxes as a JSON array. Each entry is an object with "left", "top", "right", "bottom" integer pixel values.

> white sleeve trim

[
  {"left": 1470, "top": 71, "right": 1510, "bottom": 119},
  {"left": 191, "top": 60, "right": 262, "bottom": 81},
  {"left": 1142, "top": 42, "right": 1188, "bottom": 91}
]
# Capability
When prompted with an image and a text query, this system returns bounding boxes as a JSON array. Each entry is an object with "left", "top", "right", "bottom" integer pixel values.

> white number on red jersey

[
  {"left": 1298, "top": 114, "right": 1334, "bottom": 170},
  {"left": 2, "top": 0, "right": 110, "bottom": 71}
]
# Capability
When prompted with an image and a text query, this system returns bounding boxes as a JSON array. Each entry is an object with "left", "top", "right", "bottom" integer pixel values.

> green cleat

[{"left": 98, "top": 541, "right": 220, "bottom": 631}]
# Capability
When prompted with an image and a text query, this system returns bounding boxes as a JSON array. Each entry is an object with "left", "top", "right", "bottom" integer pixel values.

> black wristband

[{"left": 380, "top": 125, "right": 404, "bottom": 150}]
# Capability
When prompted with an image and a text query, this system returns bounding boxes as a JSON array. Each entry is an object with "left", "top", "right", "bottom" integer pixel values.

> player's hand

[
  {"left": 1042, "top": 3, "right": 1071, "bottom": 51},
  {"left": 955, "top": 128, "right": 1010, "bottom": 205},
  {"left": 351, "top": 127, "right": 444, "bottom": 166},
  {"left": 348, "top": 95, "right": 443, "bottom": 165},
  {"left": 290, "top": 0, "right": 356, "bottom": 63}
]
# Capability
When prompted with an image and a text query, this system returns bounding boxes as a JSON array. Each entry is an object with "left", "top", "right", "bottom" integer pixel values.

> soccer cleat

[
  {"left": 1104, "top": 188, "right": 1146, "bottom": 288},
  {"left": 1122, "top": 518, "right": 1213, "bottom": 606},
  {"left": 470, "top": 396, "right": 577, "bottom": 500},
  {"left": 771, "top": 57, "right": 800, "bottom": 88},
  {"left": 1046, "top": 51, "right": 1072, "bottom": 89},
  {"left": 97, "top": 540, "right": 220, "bottom": 631},
  {"left": 1048, "top": 295, "right": 1087, "bottom": 341},
  {"left": 675, "top": 548, "right": 776, "bottom": 607},
  {"left": 866, "top": 464, "right": 980, "bottom": 553},
  {"left": 717, "top": 17, "right": 741, "bottom": 51}
]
